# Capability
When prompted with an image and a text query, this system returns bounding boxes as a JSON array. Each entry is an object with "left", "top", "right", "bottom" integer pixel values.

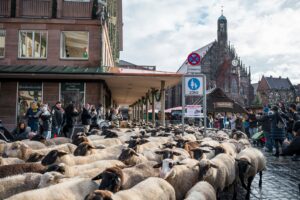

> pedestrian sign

[{"left": 184, "top": 76, "right": 204, "bottom": 96}]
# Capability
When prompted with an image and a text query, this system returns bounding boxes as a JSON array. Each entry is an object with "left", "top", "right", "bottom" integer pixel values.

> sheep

[
  {"left": 73, "top": 142, "right": 105, "bottom": 156},
  {"left": 91, "top": 138, "right": 123, "bottom": 147},
  {"left": 92, "top": 161, "right": 160, "bottom": 191},
  {"left": 153, "top": 158, "right": 199, "bottom": 200},
  {"left": 0, "top": 163, "right": 64, "bottom": 178},
  {"left": 194, "top": 153, "right": 237, "bottom": 199},
  {"left": 154, "top": 148, "right": 190, "bottom": 161},
  {"left": 235, "top": 147, "right": 266, "bottom": 199},
  {"left": 231, "top": 130, "right": 248, "bottom": 140},
  {"left": 189, "top": 148, "right": 212, "bottom": 160},
  {"left": 41, "top": 146, "right": 124, "bottom": 166},
  {"left": 47, "top": 137, "right": 73, "bottom": 145},
  {"left": 0, "top": 157, "right": 25, "bottom": 165},
  {"left": 6, "top": 178, "right": 98, "bottom": 200},
  {"left": 118, "top": 148, "right": 148, "bottom": 165},
  {"left": 238, "top": 139, "right": 251, "bottom": 149},
  {"left": 20, "top": 140, "right": 47, "bottom": 149},
  {"left": 3, "top": 142, "right": 76, "bottom": 160},
  {"left": 185, "top": 181, "right": 217, "bottom": 200},
  {"left": 0, "top": 172, "right": 65, "bottom": 199},
  {"left": 85, "top": 177, "right": 176, "bottom": 200}
]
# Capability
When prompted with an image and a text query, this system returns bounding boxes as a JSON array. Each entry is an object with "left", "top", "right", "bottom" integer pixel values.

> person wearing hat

[
  {"left": 282, "top": 120, "right": 300, "bottom": 161},
  {"left": 257, "top": 106, "right": 273, "bottom": 152},
  {"left": 268, "top": 105, "right": 287, "bottom": 157},
  {"left": 51, "top": 101, "right": 65, "bottom": 137}
]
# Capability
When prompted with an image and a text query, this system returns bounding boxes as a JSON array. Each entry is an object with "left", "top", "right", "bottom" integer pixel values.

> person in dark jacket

[
  {"left": 90, "top": 105, "right": 100, "bottom": 130},
  {"left": 12, "top": 121, "right": 32, "bottom": 140},
  {"left": 51, "top": 101, "right": 65, "bottom": 137},
  {"left": 81, "top": 104, "right": 92, "bottom": 133},
  {"left": 25, "top": 101, "right": 40, "bottom": 133},
  {"left": 282, "top": 120, "right": 300, "bottom": 160},
  {"left": 282, "top": 103, "right": 300, "bottom": 141},
  {"left": 63, "top": 102, "right": 79, "bottom": 138},
  {"left": 248, "top": 109, "right": 258, "bottom": 138},
  {"left": 40, "top": 104, "right": 52, "bottom": 139},
  {"left": 269, "top": 106, "right": 286, "bottom": 157},
  {"left": 257, "top": 107, "right": 273, "bottom": 152}
]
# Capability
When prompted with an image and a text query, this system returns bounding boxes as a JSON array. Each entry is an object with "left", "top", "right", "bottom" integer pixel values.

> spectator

[
  {"left": 51, "top": 101, "right": 65, "bottom": 137},
  {"left": 63, "top": 102, "right": 79, "bottom": 138},
  {"left": 282, "top": 103, "right": 300, "bottom": 141},
  {"left": 257, "top": 107, "right": 273, "bottom": 152},
  {"left": 81, "top": 104, "right": 92, "bottom": 133},
  {"left": 11, "top": 121, "right": 33, "bottom": 141},
  {"left": 230, "top": 114, "right": 237, "bottom": 130},
  {"left": 269, "top": 106, "right": 286, "bottom": 157},
  {"left": 40, "top": 104, "right": 52, "bottom": 139},
  {"left": 25, "top": 101, "right": 40, "bottom": 133},
  {"left": 282, "top": 120, "right": 300, "bottom": 160},
  {"left": 90, "top": 105, "right": 100, "bottom": 130},
  {"left": 248, "top": 109, "right": 258, "bottom": 138},
  {"left": 235, "top": 114, "right": 243, "bottom": 131}
]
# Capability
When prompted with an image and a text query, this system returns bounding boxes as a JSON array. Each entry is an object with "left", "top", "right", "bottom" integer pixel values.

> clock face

[{"left": 232, "top": 59, "right": 238, "bottom": 67}]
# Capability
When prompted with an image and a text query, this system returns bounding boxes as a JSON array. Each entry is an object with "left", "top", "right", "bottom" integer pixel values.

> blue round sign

[{"left": 188, "top": 78, "right": 201, "bottom": 91}]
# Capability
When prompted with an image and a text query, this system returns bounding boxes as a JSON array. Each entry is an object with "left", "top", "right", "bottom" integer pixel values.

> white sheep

[
  {"left": 235, "top": 147, "right": 266, "bottom": 199},
  {"left": 185, "top": 181, "right": 217, "bottom": 200},
  {"left": 84, "top": 177, "right": 176, "bottom": 200},
  {"left": 6, "top": 178, "right": 98, "bottom": 200}
]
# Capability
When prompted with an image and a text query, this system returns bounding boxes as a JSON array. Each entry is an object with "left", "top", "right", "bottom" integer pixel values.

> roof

[
  {"left": 177, "top": 42, "right": 215, "bottom": 73},
  {"left": 218, "top": 14, "right": 227, "bottom": 21},
  {"left": 264, "top": 76, "right": 293, "bottom": 90},
  {"left": 118, "top": 60, "right": 137, "bottom": 66}
]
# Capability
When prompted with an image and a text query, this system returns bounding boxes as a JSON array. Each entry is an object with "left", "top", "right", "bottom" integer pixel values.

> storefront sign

[
  {"left": 18, "top": 82, "right": 42, "bottom": 91},
  {"left": 185, "top": 105, "right": 203, "bottom": 118},
  {"left": 61, "top": 82, "right": 84, "bottom": 91},
  {"left": 214, "top": 102, "right": 234, "bottom": 109}
]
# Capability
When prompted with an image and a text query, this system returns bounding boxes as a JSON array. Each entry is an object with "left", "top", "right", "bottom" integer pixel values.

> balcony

[
  {"left": 19, "top": 0, "right": 52, "bottom": 18},
  {"left": 0, "top": 0, "right": 11, "bottom": 17},
  {"left": 61, "top": 1, "right": 93, "bottom": 19}
]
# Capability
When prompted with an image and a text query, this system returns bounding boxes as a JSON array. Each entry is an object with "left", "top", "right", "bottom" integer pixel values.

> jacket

[
  {"left": 65, "top": 108, "right": 79, "bottom": 126},
  {"left": 269, "top": 112, "right": 286, "bottom": 140},
  {"left": 81, "top": 108, "right": 92, "bottom": 125},
  {"left": 52, "top": 106, "right": 65, "bottom": 128},
  {"left": 248, "top": 114, "right": 258, "bottom": 128},
  {"left": 12, "top": 127, "right": 31, "bottom": 140},
  {"left": 282, "top": 136, "right": 300, "bottom": 156},
  {"left": 257, "top": 115, "right": 271, "bottom": 132},
  {"left": 40, "top": 112, "right": 52, "bottom": 131}
]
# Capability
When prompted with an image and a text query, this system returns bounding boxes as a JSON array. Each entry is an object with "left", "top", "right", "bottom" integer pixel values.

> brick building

[
  {"left": 256, "top": 76, "right": 295, "bottom": 106},
  {"left": 0, "top": 0, "right": 123, "bottom": 130},
  {"left": 166, "top": 13, "right": 254, "bottom": 109}
]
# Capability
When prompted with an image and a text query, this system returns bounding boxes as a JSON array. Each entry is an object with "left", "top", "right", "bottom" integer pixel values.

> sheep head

[
  {"left": 92, "top": 167, "right": 123, "bottom": 193},
  {"left": 190, "top": 148, "right": 211, "bottom": 160},
  {"left": 155, "top": 149, "right": 181, "bottom": 160},
  {"left": 196, "top": 159, "right": 218, "bottom": 181},
  {"left": 84, "top": 190, "right": 113, "bottom": 200},
  {"left": 26, "top": 152, "right": 45, "bottom": 162},
  {"left": 41, "top": 150, "right": 68, "bottom": 166},
  {"left": 4, "top": 141, "right": 30, "bottom": 160},
  {"left": 118, "top": 148, "right": 139, "bottom": 165},
  {"left": 38, "top": 171, "right": 66, "bottom": 188},
  {"left": 153, "top": 158, "right": 183, "bottom": 180},
  {"left": 74, "top": 142, "right": 96, "bottom": 156},
  {"left": 235, "top": 158, "right": 253, "bottom": 189}
]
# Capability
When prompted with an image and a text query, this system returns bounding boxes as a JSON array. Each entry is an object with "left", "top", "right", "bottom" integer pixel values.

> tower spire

[{"left": 221, "top": 5, "right": 224, "bottom": 15}]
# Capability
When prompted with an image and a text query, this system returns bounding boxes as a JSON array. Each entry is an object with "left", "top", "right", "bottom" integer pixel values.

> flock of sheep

[{"left": 0, "top": 124, "right": 266, "bottom": 200}]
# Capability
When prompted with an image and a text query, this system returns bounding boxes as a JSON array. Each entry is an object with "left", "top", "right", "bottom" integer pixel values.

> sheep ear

[
  {"left": 41, "top": 151, "right": 58, "bottom": 166},
  {"left": 91, "top": 173, "right": 103, "bottom": 181},
  {"left": 155, "top": 151, "right": 164, "bottom": 155},
  {"left": 57, "top": 151, "right": 68, "bottom": 157},
  {"left": 153, "top": 163, "right": 162, "bottom": 168},
  {"left": 87, "top": 144, "right": 96, "bottom": 149}
]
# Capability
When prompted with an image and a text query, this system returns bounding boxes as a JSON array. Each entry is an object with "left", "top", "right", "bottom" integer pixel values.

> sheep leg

[
  {"left": 245, "top": 176, "right": 254, "bottom": 200},
  {"left": 259, "top": 171, "right": 262, "bottom": 188}
]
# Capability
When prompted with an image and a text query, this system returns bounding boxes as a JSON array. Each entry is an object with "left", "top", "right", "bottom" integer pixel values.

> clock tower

[{"left": 217, "top": 12, "right": 228, "bottom": 46}]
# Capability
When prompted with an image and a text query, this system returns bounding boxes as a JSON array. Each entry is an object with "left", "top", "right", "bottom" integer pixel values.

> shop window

[
  {"left": 19, "top": 31, "right": 47, "bottom": 59},
  {"left": 0, "top": 30, "right": 5, "bottom": 58},
  {"left": 17, "top": 82, "right": 43, "bottom": 121},
  {"left": 61, "top": 31, "right": 89, "bottom": 59},
  {"left": 60, "top": 82, "right": 85, "bottom": 109}
]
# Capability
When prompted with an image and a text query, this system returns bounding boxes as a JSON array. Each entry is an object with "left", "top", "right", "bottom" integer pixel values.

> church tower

[{"left": 217, "top": 11, "right": 228, "bottom": 46}]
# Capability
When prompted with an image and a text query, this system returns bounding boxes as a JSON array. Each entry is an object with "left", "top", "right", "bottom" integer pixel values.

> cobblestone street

[{"left": 221, "top": 149, "right": 300, "bottom": 200}]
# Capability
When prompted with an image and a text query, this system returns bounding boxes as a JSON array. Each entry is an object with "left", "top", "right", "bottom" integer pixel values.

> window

[
  {"left": 0, "top": 30, "right": 5, "bottom": 58},
  {"left": 17, "top": 82, "right": 43, "bottom": 122},
  {"left": 19, "top": 31, "right": 47, "bottom": 58},
  {"left": 61, "top": 31, "right": 89, "bottom": 59}
]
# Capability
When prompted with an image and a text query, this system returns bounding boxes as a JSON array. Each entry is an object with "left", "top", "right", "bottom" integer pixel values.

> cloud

[{"left": 120, "top": 0, "right": 300, "bottom": 84}]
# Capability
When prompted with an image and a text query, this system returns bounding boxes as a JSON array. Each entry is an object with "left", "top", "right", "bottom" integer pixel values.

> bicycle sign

[{"left": 187, "top": 52, "right": 201, "bottom": 66}]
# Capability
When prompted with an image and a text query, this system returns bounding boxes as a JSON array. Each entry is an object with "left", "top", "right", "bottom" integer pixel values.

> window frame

[
  {"left": 0, "top": 30, "right": 6, "bottom": 58},
  {"left": 18, "top": 30, "right": 48, "bottom": 59},
  {"left": 60, "top": 31, "right": 89, "bottom": 60}
]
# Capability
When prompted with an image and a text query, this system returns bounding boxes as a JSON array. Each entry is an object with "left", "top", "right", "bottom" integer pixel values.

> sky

[{"left": 120, "top": 0, "right": 300, "bottom": 84}]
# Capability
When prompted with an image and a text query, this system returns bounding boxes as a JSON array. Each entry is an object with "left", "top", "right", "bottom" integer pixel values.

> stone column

[
  {"left": 137, "top": 100, "right": 140, "bottom": 122},
  {"left": 161, "top": 81, "right": 166, "bottom": 127},
  {"left": 152, "top": 89, "right": 156, "bottom": 125},
  {"left": 146, "top": 93, "right": 149, "bottom": 124}
]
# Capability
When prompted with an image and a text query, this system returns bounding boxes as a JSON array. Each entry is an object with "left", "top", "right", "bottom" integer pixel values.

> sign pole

[
  {"left": 182, "top": 76, "right": 185, "bottom": 134},
  {"left": 203, "top": 76, "right": 207, "bottom": 135}
]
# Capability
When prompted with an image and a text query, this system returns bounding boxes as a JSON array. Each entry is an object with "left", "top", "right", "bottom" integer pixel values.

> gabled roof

[
  {"left": 264, "top": 76, "right": 293, "bottom": 90},
  {"left": 177, "top": 42, "right": 215, "bottom": 73}
]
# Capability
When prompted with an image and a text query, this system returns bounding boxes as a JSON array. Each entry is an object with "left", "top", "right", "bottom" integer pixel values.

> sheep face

[
  {"left": 161, "top": 142, "right": 176, "bottom": 149},
  {"left": 72, "top": 135, "right": 88, "bottom": 146},
  {"left": 156, "top": 159, "right": 178, "bottom": 179},
  {"left": 118, "top": 148, "right": 139, "bottom": 164},
  {"left": 190, "top": 148, "right": 210, "bottom": 160},
  {"left": 74, "top": 142, "right": 95, "bottom": 156},
  {"left": 41, "top": 150, "right": 68, "bottom": 166},
  {"left": 175, "top": 139, "right": 188, "bottom": 148},
  {"left": 3, "top": 142, "right": 29, "bottom": 159},
  {"left": 155, "top": 150, "right": 181, "bottom": 160},
  {"left": 235, "top": 158, "right": 252, "bottom": 188},
  {"left": 197, "top": 160, "right": 218, "bottom": 181},
  {"left": 84, "top": 190, "right": 113, "bottom": 200},
  {"left": 38, "top": 171, "right": 65, "bottom": 188},
  {"left": 92, "top": 170, "right": 122, "bottom": 193}
]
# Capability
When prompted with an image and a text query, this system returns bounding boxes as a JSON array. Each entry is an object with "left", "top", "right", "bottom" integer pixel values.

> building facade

[
  {"left": 166, "top": 14, "right": 254, "bottom": 109},
  {"left": 0, "top": 0, "right": 123, "bottom": 130},
  {"left": 256, "top": 76, "right": 295, "bottom": 106}
]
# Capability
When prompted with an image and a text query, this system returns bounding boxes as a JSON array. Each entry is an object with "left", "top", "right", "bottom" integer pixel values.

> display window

[{"left": 60, "top": 82, "right": 85, "bottom": 109}]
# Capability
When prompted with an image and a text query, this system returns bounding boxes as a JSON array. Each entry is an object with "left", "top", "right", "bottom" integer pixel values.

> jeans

[
  {"left": 274, "top": 139, "right": 284, "bottom": 154},
  {"left": 264, "top": 131, "right": 273, "bottom": 151},
  {"left": 249, "top": 127, "right": 258, "bottom": 138},
  {"left": 52, "top": 127, "right": 61, "bottom": 137},
  {"left": 43, "top": 131, "right": 51, "bottom": 139}
]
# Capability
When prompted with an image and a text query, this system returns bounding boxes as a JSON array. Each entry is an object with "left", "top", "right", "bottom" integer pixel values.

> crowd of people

[
  {"left": 10, "top": 101, "right": 123, "bottom": 141},
  {"left": 207, "top": 103, "right": 300, "bottom": 159}
]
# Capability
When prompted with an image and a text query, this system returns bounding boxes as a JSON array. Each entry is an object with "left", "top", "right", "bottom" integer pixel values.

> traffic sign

[
  {"left": 187, "top": 52, "right": 201, "bottom": 66},
  {"left": 184, "top": 76, "right": 204, "bottom": 96}
]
